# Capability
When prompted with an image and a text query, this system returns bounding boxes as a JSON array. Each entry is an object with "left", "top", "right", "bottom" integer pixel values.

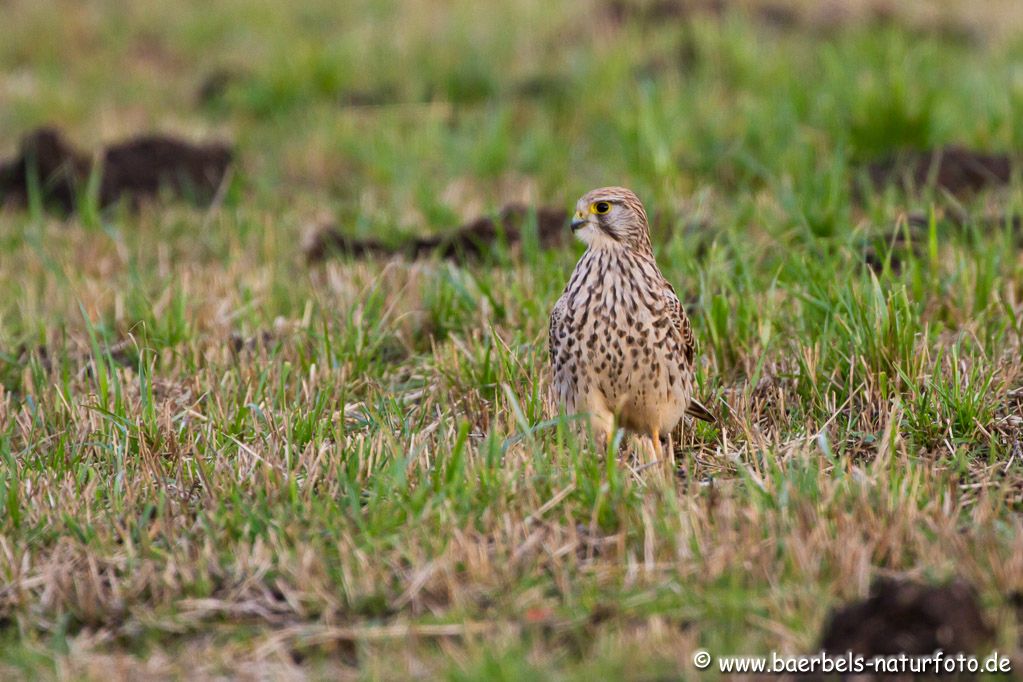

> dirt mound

[
  {"left": 603, "top": 0, "right": 818, "bottom": 30},
  {"left": 0, "top": 128, "right": 88, "bottom": 213},
  {"left": 604, "top": 0, "right": 725, "bottom": 24},
  {"left": 819, "top": 577, "right": 992, "bottom": 657},
  {"left": 99, "top": 136, "right": 232, "bottom": 207},
  {"left": 0, "top": 127, "right": 233, "bottom": 213},
  {"left": 602, "top": 0, "right": 997, "bottom": 41},
  {"left": 865, "top": 147, "right": 1014, "bottom": 196},
  {"left": 304, "top": 204, "right": 568, "bottom": 263}
]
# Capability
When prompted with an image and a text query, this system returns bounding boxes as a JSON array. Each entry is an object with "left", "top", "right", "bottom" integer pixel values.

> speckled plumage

[{"left": 549, "top": 187, "right": 713, "bottom": 462}]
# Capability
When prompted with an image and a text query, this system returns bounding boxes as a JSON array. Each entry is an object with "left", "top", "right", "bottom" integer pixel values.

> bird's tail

[{"left": 686, "top": 398, "right": 717, "bottom": 424}]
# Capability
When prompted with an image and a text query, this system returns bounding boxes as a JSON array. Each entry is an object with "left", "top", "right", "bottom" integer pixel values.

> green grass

[{"left": 1, "top": 0, "right": 1023, "bottom": 678}]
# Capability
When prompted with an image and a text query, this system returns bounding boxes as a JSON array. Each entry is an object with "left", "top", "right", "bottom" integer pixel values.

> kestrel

[{"left": 548, "top": 187, "right": 714, "bottom": 465}]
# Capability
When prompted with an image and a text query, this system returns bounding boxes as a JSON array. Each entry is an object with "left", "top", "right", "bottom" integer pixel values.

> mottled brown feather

[{"left": 549, "top": 187, "right": 716, "bottom": 444}]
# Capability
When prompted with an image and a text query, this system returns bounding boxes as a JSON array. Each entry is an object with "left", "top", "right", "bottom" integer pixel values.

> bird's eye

[{"left": 592, "top": 201, "right": 611, "bottom": 215}]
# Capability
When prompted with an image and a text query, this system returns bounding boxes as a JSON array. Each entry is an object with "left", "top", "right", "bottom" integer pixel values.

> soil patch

[
  {"left": 604, "top": 0, "right": 724, "bottom": 25},
  {"left": 865, "top": 147, "right": 1014, "bottom": 197},
  {"left": 602, "top": 0, "right": 991, "bottom": 42},
  {"left": 0, "top": 126, "right": 232, "bottom": 213},
  {"left": 304, "top": 204, "right": 568, "bottom": 263},
  {"left": 819, "top": 577, "right": 992, "bottom": 657}
]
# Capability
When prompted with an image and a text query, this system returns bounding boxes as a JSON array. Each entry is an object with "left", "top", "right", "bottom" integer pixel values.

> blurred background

[{"left": 4, "top": 0, "right": 1023, "bottom": 244}]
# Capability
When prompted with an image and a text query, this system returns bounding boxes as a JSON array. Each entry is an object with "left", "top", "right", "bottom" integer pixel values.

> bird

[{"left": 548, "top": 186, "right": 714, "bottom": 467}]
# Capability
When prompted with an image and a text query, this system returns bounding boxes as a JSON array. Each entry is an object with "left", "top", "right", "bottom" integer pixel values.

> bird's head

[{"left": 570, "top": 186, "right": 653, "bottom": 253}]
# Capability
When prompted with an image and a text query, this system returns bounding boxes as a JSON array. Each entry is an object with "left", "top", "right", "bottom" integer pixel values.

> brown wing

[
  {"left": 662, "top": 280, "right": 695, "bottom": 367},
  {"left": 548, "top": 293, "right": 567, "bottom": 367},
  {"left": 663, "top": 280, "right": 716, "bottom": 424}
]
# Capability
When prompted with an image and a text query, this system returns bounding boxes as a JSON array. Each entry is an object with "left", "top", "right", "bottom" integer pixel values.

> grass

[{"left": 1, "top": 0, "right": 1023, "bottom": 678}]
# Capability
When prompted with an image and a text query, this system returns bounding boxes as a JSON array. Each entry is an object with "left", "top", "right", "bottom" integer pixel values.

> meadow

[{"left": 1, "top": 0, "right": 1022, "bottom": 678}]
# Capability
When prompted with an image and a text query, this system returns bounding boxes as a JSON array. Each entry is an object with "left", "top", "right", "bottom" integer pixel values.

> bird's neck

[
  {"left": 582, "top": 241, "right": 654, "bottom": 265},
  {"left": 571, "top": 246, "right": 656, "bottom": 293}
]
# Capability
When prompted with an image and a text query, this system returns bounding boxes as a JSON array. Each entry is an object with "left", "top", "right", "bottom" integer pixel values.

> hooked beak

[{"left": 570, "top": 211, "right": 586, "bottom": 231}]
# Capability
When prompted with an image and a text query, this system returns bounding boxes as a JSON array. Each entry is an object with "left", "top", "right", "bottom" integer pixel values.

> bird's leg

[
  {"left": 594, "top": 427, "right": 609, "bottom": 456},
  {"left": 648, "top": 429, "right": 678, "bottom": 481},
  {"left": 590, "top": 413, "right": 614, "bottom": 457},
  {"left": 652, "top": 429, "right": 668, "bottom": 475},
  {"left": 658, "top": 431, "right": 671, "bottom": 459},
  {"left": 660, "top": 430, "right": 677, "bottom": 477},
  {"left": 636, "top": 434, "right": 659, "bottom": 468},
  {"left": 663, "top": 431, "right": 676, "bottom": 464}
]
